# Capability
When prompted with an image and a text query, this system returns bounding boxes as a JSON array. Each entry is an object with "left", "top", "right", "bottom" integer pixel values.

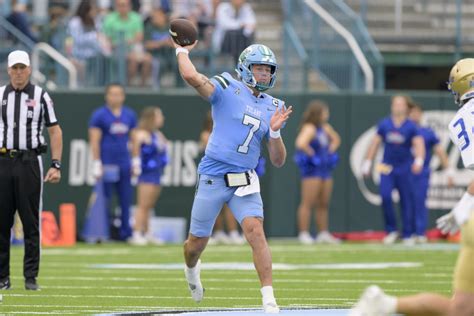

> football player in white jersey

[
  {"left": 174, "top": 38, "right": 292, "bottom": 314},
  {"left": 350, "top": 59, "right": 474, "bottom": 316}
]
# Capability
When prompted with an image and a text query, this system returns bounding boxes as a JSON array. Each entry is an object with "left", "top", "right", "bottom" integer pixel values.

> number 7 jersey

[
  {"left": 198, "top": 72, "right": 284, "bottom": 176},
  {"left": 449, "top": 98, "right": 474, "bottom": 169}
]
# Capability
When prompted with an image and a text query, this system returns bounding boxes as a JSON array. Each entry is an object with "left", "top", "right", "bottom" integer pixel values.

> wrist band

[
  {"left": 414, "top": 157, "right": 424, "bottom": 167},
  {"left": 175, "top": 47, "right": 189, "bottom": 56},
  {"left": 269, "top": 129, "right": 281, "bottom": 139},
  {"left": 132, "top": 157, "right": 141, "bottom": 167}
]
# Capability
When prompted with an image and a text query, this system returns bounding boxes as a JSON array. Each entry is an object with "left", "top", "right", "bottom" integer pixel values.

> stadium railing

[
  {"left": 281, "top": 0, "right": 384, "bottom": 92},
  {"left": 0, "top": 16, "right": 78, "bottom": 90}
]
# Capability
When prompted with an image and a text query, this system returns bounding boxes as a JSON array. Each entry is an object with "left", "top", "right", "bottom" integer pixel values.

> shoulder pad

[{"left": 213, "top": 74, "right": 230, "bottom": 90}]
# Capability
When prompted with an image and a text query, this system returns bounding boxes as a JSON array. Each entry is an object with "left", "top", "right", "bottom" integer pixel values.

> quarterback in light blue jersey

[{"left": 175, "top": 40, "right": 292, "bottom": 313}]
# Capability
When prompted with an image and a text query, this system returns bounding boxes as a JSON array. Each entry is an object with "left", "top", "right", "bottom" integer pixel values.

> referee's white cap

[{"left": 8, "top": 50, "right": 30, "bottom": 67}]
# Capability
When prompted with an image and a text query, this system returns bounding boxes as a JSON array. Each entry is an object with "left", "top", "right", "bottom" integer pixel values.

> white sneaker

[
  {"left": 207, "top": 237, "right": 217, "bottom": 245},
  {"left": 402, "top": 236, "right": 416, "bottom": 246},
  {"left": 315, "top": 231, "right": 341, "bottom": 244},
  {"left": 146, "top": 234, "right": 164, "bottom": 245},
  {"left": 298, "top": 231, "right": 314, "bottom": 245},
  {"left": 213, "top": 231, "right": 231, "bottom": 245},
  {"left": 415, "top": 235, "right": 428, "bottom": 244},
  {"left": 263, "top": 299, "right": 280, "bottom": 313},
  {"left": 382, "top": 231, "right": 399, "bottom": 245},
  {"left": 349, "top": 285, "right": 396, "bottom": 316},
  {"left": 184, "top": 259, "right": 204, "bottom": 303},
  {"left": 128, "top": 231, "right": 148, "bottom": 246},
  {"left": 228, "top": 230, "right": 246, "bottom": 245}
]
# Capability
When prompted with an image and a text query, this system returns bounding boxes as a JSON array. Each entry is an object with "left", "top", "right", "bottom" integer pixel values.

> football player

[
  {"left": 350, "top": 58, "right": 474, "bottom": 316},
  {"left": 174, "top": 40, "right": 292, "bottom": 313}
]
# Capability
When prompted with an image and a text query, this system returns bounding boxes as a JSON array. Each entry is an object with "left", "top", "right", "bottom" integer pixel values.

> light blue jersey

[{"left": 198, "top": 72, "right": 284, "bottom": 176}]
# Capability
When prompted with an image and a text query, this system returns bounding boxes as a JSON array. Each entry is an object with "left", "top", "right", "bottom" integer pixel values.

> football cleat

[
  {"left": 263, "top": 298, "right": 280, "bottom": 314},
  {"left": 184, "top": 259, "right": 204, "bottom": 303},
  {"left": 349, "top": 285, "right": 395, "bottom": 316}
]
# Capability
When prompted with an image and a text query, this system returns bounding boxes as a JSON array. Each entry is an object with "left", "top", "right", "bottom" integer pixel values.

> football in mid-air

[{"left": 169, "top": 19, "right": 198, "bottom": 46}]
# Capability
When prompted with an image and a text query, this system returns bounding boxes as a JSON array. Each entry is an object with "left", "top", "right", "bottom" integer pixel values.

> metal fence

[{"left": 282, "top": 0, "right": 384, "bottom": 92}]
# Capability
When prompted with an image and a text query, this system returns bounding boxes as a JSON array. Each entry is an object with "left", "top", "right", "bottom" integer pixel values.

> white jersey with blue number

[
  {"left": 198, "top": 72, "right": 284, "bottom": 176},
  {"left": 449, "top": 98, "right": 474, "bottom": 169}
]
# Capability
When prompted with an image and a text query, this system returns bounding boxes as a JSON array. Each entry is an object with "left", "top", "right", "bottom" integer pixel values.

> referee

[{"left": 0, "top": 50, "right": 63, "bottom": 291}]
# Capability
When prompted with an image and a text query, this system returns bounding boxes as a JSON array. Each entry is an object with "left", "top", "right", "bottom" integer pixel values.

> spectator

[
  {"left": 66, "top": 0, "right": 110, "bottom": 86},
  {"left": 89, "top": 83, "right": 137, "bottom": 241},
  {"left": 213, "top": 0, "right": 255, "bottom": 63},
  {"left": 129, "top": 106, "right": 168, "bottom": 245},
  {"left": 294, "top": 100, "right": 341, "bottom": 244},
  {"left": 144, "top": 7, "right": 174, "bottom": 89},
  {"left": 1, "top": 0, "right": 38, "bottom": 43},
  {"left": 172, "top": 0, "right": 215, "bottom": 41},
  {"left": 103, "top": 0, "right": 152, "bottom": 86},
  {"left": 39, "top": 5, "right": 67, "bottom": 50}
]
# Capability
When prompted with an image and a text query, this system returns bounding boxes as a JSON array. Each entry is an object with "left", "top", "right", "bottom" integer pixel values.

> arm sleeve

[{"left": 41, "top": 91, "right": 58, "bottom": 127}]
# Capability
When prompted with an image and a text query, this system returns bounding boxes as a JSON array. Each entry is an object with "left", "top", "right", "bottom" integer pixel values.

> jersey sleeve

[
  {"left": 208, "top": 72, "right": 231, "bottom": 105},
  {"left": 41, "top": 91, "right": 58, "bottom": 127},
  {"left": 89, "top": 109, "right": 103, "bottom": 129},
  {"left": 376, "top": 119, "right": 386, "bottom": 138},
  {"left": 129, "top": 108, "right": 138, "bottom": 129}
]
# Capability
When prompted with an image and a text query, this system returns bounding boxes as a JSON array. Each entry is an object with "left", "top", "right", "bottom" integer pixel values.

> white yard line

[{"left": 5, "top": 293, "right": 352, "bottom": 301}]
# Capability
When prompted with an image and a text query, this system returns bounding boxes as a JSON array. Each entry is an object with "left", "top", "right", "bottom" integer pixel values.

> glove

[
  {"left": 92, "top": 160, "right": 103, "bottom": 179},
  {"left": 436, "top": 191, "right": 474, "bottom": 234},
  {"left": 436, "top": 212, "right": 458, "bottom": 235}
]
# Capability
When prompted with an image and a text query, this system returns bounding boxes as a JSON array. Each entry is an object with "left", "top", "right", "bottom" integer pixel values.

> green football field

[{"left": 2, "top": 241, "right": 458, "bottom": 315}]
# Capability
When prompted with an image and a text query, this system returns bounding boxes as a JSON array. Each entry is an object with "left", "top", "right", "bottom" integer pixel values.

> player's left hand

[
  {"left": 44, "top": 168, "right": 61, "bottom": 183},
  {"left": 270, "top": 105, "right": 293, "bottom": 131},
  {"left": 436, "top": 212, "right": 459, "bottom": 235}
]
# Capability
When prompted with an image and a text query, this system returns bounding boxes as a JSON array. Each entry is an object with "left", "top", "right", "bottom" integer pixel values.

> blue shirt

[
  {"left": 418, "top": 126, "right": 440, "bottom": 169},
  {"left": 377, "top": 117, "right": 419, "bottom": 167},
  {"left": 198, "top": 72, "right": 284, "bottom": 176},
  {"left": 89, "top": 105, "right": 137, "bottom": 165}
]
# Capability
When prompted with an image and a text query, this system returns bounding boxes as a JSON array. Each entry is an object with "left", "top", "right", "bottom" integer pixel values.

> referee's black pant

[{"left": 0, "top": 152, "right": 42, "bottom": 280}]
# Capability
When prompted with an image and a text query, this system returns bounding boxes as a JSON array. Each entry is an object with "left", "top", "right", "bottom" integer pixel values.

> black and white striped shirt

[{"left": 0, "top": 82, "right": 58, "bottom": 150}]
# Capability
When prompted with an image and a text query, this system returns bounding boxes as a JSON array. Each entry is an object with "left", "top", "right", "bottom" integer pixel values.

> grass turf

[{"left": 1, "top": 242, "right": 458, "bottom": 314}]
